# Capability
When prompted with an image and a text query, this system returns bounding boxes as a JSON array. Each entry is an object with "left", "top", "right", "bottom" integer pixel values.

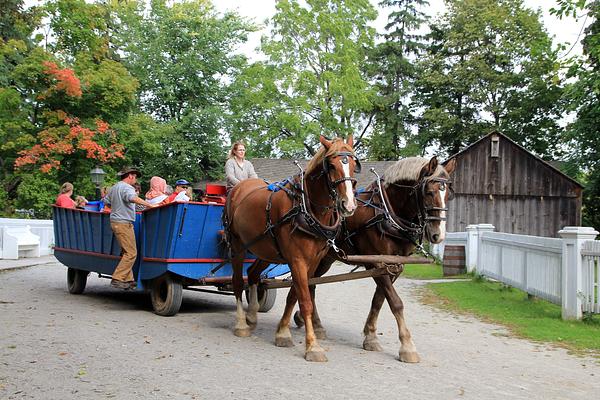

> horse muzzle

[{"left": 339, "top": 197, "right": 357, "bottom": 217}]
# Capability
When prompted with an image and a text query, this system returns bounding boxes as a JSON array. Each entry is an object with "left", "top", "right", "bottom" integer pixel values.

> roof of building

[
  {"left": 444, "top": 130, "right": 583, "bottom": 188},
  {"left": 250, "top": 158, "right": 397, "bottom": 189}
]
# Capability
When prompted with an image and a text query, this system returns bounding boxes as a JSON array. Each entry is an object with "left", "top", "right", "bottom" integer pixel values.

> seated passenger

[
  {"left": 133, "top": 183, "right": 146, "bottom": 211},
  {"left": 225, "top": 141, "right": 258, "bottom": 192},
  {"left": 185, "top": 186, "right": 194, "bottom": 202},
  {"left": 166, "top": 179, "right": 191, "bottom": 202},
  {"left": 101, "top": 185, "right": 112, "bottom": 213},
  {"left": 74, "top": 196, "right": 88, "bottom": 210},
  {"left": 55, "top": 182, "right": 76, "bottom": 208},
  {"left": 193, "top": 186, "right": 205, "bottom": 202},
  {"left": 145, "top": 176, "right": 168, "bottom": 205}
]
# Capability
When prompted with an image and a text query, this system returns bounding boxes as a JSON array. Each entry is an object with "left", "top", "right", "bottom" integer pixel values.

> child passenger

[{"left": 145, "top": 176, "right": 168, "bottom": 205}]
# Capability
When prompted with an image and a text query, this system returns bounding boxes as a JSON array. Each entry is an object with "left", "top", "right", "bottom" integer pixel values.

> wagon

[{"left": 52, "top": 187, "right": 289, "bottom": 316}]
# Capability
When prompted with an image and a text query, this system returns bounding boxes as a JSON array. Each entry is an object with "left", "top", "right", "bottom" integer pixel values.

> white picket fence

[
  {"left": 581, "top": 241, "right": 600, "bottom": 313},
  {"left": 478, "top": 232, "right": 562, "bottom": 305},
  {"left": 437, "top": 224, "right": 600, "bottom": 320}
]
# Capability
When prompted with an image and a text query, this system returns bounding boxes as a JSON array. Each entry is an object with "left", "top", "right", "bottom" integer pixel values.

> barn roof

[
  {"left": 444, "top": 131, "right": 583, "bottom": 189},
  {"left": 251, "top": 158, "right": 396, "bottom": 189}
]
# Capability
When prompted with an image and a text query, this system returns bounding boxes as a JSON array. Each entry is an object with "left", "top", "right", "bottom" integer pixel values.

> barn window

[{"left": 491, "top": 135, "right": 500, "bottom": 157}]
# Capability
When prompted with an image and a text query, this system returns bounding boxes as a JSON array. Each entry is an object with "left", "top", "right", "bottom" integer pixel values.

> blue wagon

[{"left": 52, "top": 198, "right": 290, "bottom": 316}]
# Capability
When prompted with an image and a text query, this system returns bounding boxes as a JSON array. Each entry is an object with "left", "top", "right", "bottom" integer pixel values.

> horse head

[
  {"left": 416, "top": 157, "right": 456, "bottom": 243},
  {"left": 382, "top": 156, "right": 456, "bottom": 245},
  {"left": 308, "top": 135, "right": 359, "bottom": 217}
]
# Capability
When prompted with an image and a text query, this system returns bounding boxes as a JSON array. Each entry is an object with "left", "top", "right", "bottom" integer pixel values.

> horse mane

[
  {"left": 382, "top": 156, "right": 446, "bottom": 187},
  {"left": 305, "top": 137, "right": 351, "bottom": 175}
]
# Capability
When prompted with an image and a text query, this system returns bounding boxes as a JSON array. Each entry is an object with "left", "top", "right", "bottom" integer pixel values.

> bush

[{"left": 15, "top": 172, "right": 60, "bottom": 219}]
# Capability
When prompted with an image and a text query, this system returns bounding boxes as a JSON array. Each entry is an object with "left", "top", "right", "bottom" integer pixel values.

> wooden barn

[{"left": 444, "top": 131, "right": 583, "bottom": 237}]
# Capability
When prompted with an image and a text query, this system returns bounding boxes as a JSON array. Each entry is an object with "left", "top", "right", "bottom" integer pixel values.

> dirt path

[{"left": 1, "top": 263, "right": 598, "bottom": 399}]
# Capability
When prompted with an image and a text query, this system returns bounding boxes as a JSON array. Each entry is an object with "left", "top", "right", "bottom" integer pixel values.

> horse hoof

[
  {"left": 305, "top": 351, "right": 328, "bottom": 362},
  {"left": 234, "top": 328, "right": 252, "bottom": 338},
  {"left": 399, "top": 351, "right": 421, "bottom": 363},
  {"left": 314, "top": 328, "right": 327, "bottom": 340},
  {"left": 275, "top": 337, "right": 294, "bottom": 347},
  {"left": 293, "top": 311, "right": 305, "bottom": 328},
  {"left": 363, "top": 339, "right": 383, "bottom": 352}
]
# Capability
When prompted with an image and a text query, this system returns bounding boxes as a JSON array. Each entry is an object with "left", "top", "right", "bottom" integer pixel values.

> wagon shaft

[
  {"left": 341, "top": 255, "right": 431, "bottom": 265},
  {"left": 262, "top": 267, "right": 392, "bottom": 289}
]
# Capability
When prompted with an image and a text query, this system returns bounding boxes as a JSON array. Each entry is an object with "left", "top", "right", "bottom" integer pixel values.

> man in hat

[
  {"left": 104, "top": 166, "right": 156, "bottom": 290},
  {"left": 166, "top": 179, "right": 191, "bottom": 203}
]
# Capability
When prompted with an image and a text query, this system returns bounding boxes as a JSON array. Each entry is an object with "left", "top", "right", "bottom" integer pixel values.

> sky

[{"left": 214, "top": 0, "right": 591, "bottom": 61}]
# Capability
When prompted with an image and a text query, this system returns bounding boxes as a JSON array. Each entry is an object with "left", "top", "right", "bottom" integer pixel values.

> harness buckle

[
  {"left": 328, "top": 238, "right": 341, "bottom": 254},
  {"left": 415, "top": 243, "right": 434, "bottom": 259}
]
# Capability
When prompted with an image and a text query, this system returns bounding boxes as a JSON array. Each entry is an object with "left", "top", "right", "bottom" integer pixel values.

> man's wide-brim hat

[{"left": 117, "top": 166, "right": 142, "bottom": 178}]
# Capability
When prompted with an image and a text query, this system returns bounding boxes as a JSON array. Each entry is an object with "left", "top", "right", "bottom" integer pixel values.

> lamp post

[{"left": 90, "top": 166, "right": 106, "bottom": 200}]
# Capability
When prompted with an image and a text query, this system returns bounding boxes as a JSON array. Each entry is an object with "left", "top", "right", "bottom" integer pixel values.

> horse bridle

[
  {"left": 391, "top": 176, "right": 453, "bottom": 226},
  {"left": 314, "top": 151, "right": 361, "bottom": 207}
]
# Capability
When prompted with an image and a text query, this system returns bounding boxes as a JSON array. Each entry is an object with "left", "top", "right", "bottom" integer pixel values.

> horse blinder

[{"left": 420, "top": 178, "right": 451, "bottom": 222}]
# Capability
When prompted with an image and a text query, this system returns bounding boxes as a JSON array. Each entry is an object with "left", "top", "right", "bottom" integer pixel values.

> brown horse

[
  {"left": 224, "top": 135, "right": 359, "bottom": 362},
  {"left": 292, "top": 156, "right": 456, "bottom": 362}
]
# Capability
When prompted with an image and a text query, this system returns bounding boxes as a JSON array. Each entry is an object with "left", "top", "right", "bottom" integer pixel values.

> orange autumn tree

[
  {"left": 14, "top": 61, "right": 124, "bottom": 173},
  {"left": 15, "top": 113, "right": 124, "bottom": 172}
]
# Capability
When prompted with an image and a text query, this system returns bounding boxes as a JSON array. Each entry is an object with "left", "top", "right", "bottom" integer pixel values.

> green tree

[
  {"left": 366, "top": 0, "right": 429, "bottom": 160},
  {"left": 415, "top": 0, "right": 565, "bottom": 157},
  {"left": 230, "top": 0, "right": 377, "bottom": 157},
  {"left": 553, "top": 0, "right": 600, "bottom": 230},
  {"left": 116, "top": 0, "right": 254, "bottom": 180},
  {"left": 0, "top": 1, "right": 45, "bottom": 214},
  {"left": 1, "top": 0, "right": 140, "bottom": 216}
]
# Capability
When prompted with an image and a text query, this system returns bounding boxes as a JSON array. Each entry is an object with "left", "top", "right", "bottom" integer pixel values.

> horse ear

[
  {"left": 445, "top": 158, "right": 456, "bottom": 174},
  {"left": 346, "top": 134, "right": 354, "bottom": 147},
  {"left": 319, "top": 135, "right": 332, "bottom": 149},
  {"left": 425, "top": 156, "right": 438, "bottom": 176}
]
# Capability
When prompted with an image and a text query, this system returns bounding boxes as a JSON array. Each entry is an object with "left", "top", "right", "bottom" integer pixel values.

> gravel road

[{"left": 1, "top": 262, "right": 599, "bottom": 400}]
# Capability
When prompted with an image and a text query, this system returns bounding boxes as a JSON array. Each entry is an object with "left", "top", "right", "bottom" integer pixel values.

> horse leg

[
  {"left": 293, "top": 263, "right": 327, "bottom": 362},
  {"left": 246, "top": 260, "right": 269, "bottom": 329},
  {"left": 376, "top": 274, "right": 420, "bottom": 363},
  {"left": 362, "top": 278, "right": 386, "bottom": 352},
  {"left": 231, "top": 247, "right": 251, "bottom": 337},
  {"left": 293, "top": 256, "right": 332, "bottom": 338},
  {"left": 275, "top": 287, "right": 297, "bottom": 348},
  {"left": 293, "top": 285, "right": 327, "bottom": 339}
]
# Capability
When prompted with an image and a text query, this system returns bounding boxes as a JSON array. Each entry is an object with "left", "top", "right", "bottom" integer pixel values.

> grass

[
  {"left": 423, "top": 278, "right": 600, "bottom": 356},
  {"left": 402, "top": 263, "right": 469, "bottom": 280}
]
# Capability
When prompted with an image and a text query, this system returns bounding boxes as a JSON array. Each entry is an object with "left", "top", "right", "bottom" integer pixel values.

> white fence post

[
  {"left": 476, "top": 224, "right": 495, "bottom": 274},
  {"left": 466, "top": 224, "right": 478, "bottom": 273},
  {"left": 558, "top": 226, "right": 599, "bottom": 320}
]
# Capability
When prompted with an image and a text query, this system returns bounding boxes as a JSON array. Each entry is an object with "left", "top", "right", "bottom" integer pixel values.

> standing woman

[
  {"left": 225, "top": 141, "right": 258, "bottom": 192},
  {"left": 55, "top": 182, "right": 76, "bottom": 208}
]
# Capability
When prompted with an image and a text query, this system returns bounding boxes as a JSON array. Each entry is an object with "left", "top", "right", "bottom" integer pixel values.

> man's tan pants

[{"left": 110, "top": 222, "right": 137, "bottom": 282}]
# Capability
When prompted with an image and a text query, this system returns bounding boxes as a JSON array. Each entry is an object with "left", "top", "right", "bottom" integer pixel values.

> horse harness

[
  {"left": 341, "top": 172, "right": 452, "bottom": 254},
  {"left": 224, "top": 151, "right": 360, "bottom": 263}
]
